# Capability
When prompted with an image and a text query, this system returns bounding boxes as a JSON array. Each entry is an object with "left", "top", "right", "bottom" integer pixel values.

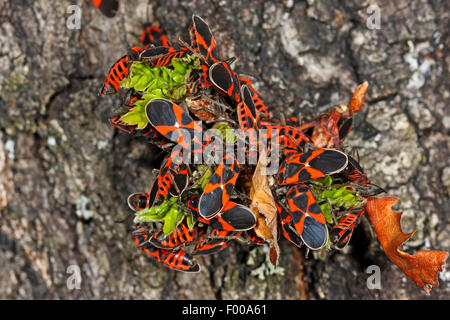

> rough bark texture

[{"left": 0, "top": 0, "right": 448, "bottom": 299}]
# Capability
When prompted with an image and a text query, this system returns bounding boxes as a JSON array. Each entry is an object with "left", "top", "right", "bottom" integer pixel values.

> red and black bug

[
  {"left": 127, "top": 171, "right": 158, "bottom": 212},
  {"left": 153, "top": 150, "right": 189, "bottom": 205},
  {"left": 144, "top": 98, "right": 205, "bottom": 205},
  {"left": 285, "top": 116, "right": 302, "bottom": 127},
  {"left": 128, "top": 185, "right": 158, "bottom": 213},
  {"left": 142, "top": 221, "right": 239, "bottom": 256},
  {"left": 143, "top": 227, "right": 238, "bottom": 259},
  {"left": 145, "top": 98, "right": 211, "bottom": 206},
  {"left": 145, "top": 98, "right": 204, "bottom": 151},
  {"left": 208, "top": 61, "right": 242, "bottom": 103},
  {"left": 257, "top": 121, "right": 310, "bottom": 150},
  {"left": 237, "top": 85, "right": 309, "bottom": 160},
  {"left": 285, "top": 184, "right": 328, "bottom": 250},
  {"left": 190, "top": 15, "right": 218, "bottom": 65},
  {"left": 140, "top": 43, "right": 190, "bottom": 68},
  {"left": 336, "top": 154, "right": 386, "bottom": 198},
  {"left": 340, "top": 155, "right": 371, "bottom": 186},
  {"left": 277, "top": 149, "right": 348, "bottom": 186},
  {"left": 189, "top": 195, "right": 256, "bottom": 232},
  {"left": 242, "top": 229, "right": 265, "bottom": 245},
  {"left": 188, "top": 15, "right": 272, "bottom": 113},
  {"left": 329, "top": 208, "right": 365, "bottom": 249},
  {"left": 130, "top": 153, "right": 184, "bottom": 209},
  {"left": 110, "top": 95, "right": 141, "bottom": 134},
  {"left": 139, "top": 22, "right": 190, "bottom": 67},
  {"left": 92, "top": 0, "right": 119, "bottom": 18},
  {"left": 134, "top": 225, "right": 200, "bottom": 272},
  {"left": 274, "top": 148, "right": 348, "bottom": 250},
  {"left": 238, "top": 76, "right": 270, "bottom": 119},
  {"left": 238, "top": 92, "right": 306, "bottom": 151},
  {"left": 210, "top": 201, "right": 256, "bottom": 231},
  {"left": 128, "top": 192, "right": 153, "bottom": 212},
  {"left": 110, "top": 94, "right": 170, "bottom": 149},
  {"left": 198, "top": 154, "right": 241, "bottom": 219},
  {"left": 99, "top": 46, "right": 143, "bottom": 96},
  {"left": 143, "top": 222, "right": 204, "bottom": 251},
  {"left": 276, "top": 202, "right": 304, "bottom": 248},
  {"left": 145, "top": 98, "right": 251, "bottom": 223},
  {"left": 99, "top": 24, "right": 174, "bottom": 96},
  {"left": 140, "top": 25, "right": 170, "bottom": 48},
  {"left": 192, "top": 227, "right": 241, "bottom": 256},
  {"left": 238, "top": 85, "right": 259, "bottom": 131},
  {"left": 236, "top": 84, "right": 260, "bottom": 159},
  {"left": 188, "top": 15, "right": 219, "bottom": 89},
  {"left": 127, "top": 166, "right": 189, "bottom": 213},
  {"left": 188, "top": 15, "right": 243, "bottom": 103}
]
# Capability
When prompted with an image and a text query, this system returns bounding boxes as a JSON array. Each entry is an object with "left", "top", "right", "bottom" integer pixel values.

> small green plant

[
  {"left": 311, "top": 176, "right": 366, "bottom": 224},
  {"left": 120, "top": 56, "right": 201, "bottom": 129},
  {"left": 134, "top": 196, "right": 193, "bottom": 235}
]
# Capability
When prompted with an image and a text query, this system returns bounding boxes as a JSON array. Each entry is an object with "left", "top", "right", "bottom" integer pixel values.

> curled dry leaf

[
  {"left": 250, "top": 152, "right": 279, "bottom": 266},
  {"left": 348, "top": 81, "right": 368, "bottom": 114},
  {"left": 365, "top": 197, "right": 449, "bottom": 293}
]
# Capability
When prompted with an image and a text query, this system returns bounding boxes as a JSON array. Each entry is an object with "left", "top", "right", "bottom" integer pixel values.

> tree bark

[{"left": 0, "top": 0, "right": 448, "bottom": 299}]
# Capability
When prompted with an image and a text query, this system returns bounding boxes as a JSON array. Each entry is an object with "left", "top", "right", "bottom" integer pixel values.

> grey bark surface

[{"left": 0, "top": 0, "right": 448, "bottom": 299}]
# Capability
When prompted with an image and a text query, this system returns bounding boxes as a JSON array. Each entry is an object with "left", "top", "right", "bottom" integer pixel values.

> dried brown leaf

[
  {"left": 250, "top": 153, "right": 279, "bottom": 266},
  {"left": 348, "top": 81, "right": 368, "bottom": 114},
  {"left": 365, "top": 197, "right": 449, "bottom": 293}
]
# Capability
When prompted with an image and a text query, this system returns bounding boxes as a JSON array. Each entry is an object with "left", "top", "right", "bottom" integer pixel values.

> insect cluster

[{"left": 98, "top": 15, "right": 381, "bottom": 273}]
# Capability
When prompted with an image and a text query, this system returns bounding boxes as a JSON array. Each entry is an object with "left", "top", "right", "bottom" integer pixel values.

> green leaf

[
  {"left": 320, "top": 202, "right": 333, "bottom": 224},
  {"left": 172, "top": 86, "right": 187, "bottom": 100},
  {"left": 122, "top": 62, "right": 155, "bottom": 91},
  {"left": 120, "top": 55, "right": 202, "bottom": 105},
  {"left": 317, "top": 176, "right": 332, "bottom": 187},
  {"left": 133, "top": 196, "right": 184, "bottom": 224},
  {"left": 162, "top": 205, "right": 185, "bottom": 235},
  {"left": 342, "top": 193, "right": 355, "bottom": 202},
  {"left": 200, "top": 167, "right": 213, "bottom": 190},
  {"left": 186, "top": 215, "right": 194, "bottom": 229},
  {"left": 172, "top": 58, "right": 186, "bottom": 74},
  {"left": 172, "top": 73, "right": 185, "bottom": 84},
  {"left": 313, "top": 176, "right": 366, "bottom": 212},
  {"left": 214, "top": 123, "right": 237, "bottom": 144},
  {"left": 134, "top": 199, "right": 173, "bottom": 223},
  {"left": 333, "top": 187, "right": 346, "bottom": 198},
  {"left": 179, "top": 55, "right": 202, "bottom": 70},
  {"left": 120, "top": 105, "right": 148, "bottom": 129}
]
